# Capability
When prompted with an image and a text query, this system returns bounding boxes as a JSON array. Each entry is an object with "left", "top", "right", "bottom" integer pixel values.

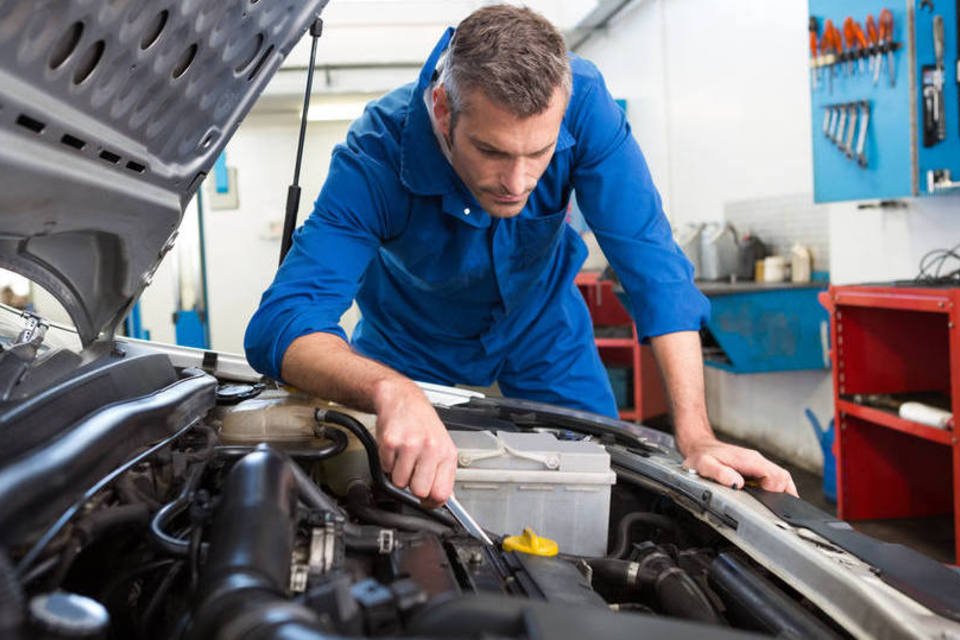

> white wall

[
  {"left": 578, "top": 0, "right": 959, "bottom": 472},
  {"left": 578, "top": 0, "right": 813, "bottom": 224},
  {"left": 136, "top": 115, "right": 356, "bottom": 354}
]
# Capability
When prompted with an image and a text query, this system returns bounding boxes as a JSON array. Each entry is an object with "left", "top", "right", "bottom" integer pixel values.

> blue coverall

[{"left": 244, "top": 28, "right": 709, "bottom": 417}]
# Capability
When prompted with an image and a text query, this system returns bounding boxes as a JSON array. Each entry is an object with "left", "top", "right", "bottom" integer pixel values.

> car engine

[{"left": 0, "top": 368, "right": 846, "bottom": 640}]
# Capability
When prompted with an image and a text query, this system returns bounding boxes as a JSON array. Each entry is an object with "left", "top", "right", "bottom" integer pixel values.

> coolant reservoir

[{"left": 216, "top": 389, "right": 375, "bottom": 495}]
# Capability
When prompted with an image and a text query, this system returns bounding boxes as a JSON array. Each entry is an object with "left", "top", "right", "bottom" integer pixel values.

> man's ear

[{"left": 432, "top": 84, "right": 452, "bottom": 138}]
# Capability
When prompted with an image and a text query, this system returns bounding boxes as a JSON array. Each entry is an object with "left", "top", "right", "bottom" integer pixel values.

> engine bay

[{"left": 0, "top": 367, "right": 850, "bottom": 639}]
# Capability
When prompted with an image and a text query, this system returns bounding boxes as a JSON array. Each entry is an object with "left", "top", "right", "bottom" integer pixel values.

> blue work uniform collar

[{"left": 400, "top": 27, "right": 576, "bottom": 228}]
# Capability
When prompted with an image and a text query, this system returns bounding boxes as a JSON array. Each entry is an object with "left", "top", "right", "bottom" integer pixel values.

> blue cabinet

[{"left": 700, "top": 283, "right": 830, "bottom": 374}]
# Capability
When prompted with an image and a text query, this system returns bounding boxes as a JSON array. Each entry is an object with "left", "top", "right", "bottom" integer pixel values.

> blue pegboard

[{"left": 810, "top": 0, "right": 960, "bottom": 202}]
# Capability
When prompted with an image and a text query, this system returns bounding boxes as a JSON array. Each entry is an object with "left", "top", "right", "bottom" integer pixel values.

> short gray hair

[{"left": 438, "top": 5, "right": 572, "bottom": 120}]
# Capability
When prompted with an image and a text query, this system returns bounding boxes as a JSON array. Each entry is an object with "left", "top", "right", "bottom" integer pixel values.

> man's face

[{"left": 432, "top": 84, "right": 566, "bottom": 218}]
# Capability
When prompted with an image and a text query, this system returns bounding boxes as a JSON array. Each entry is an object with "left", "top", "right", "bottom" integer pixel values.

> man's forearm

[
  {"left": 281, "top": 332, "right": 422, "bottom": 414},
  {"left": 648, "top": 330, "right": 716, "bottom": 453}
]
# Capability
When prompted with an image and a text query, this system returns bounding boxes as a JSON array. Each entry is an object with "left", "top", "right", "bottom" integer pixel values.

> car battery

[{"left": 449, "top": 430, "right": 616, "bottom": 557}]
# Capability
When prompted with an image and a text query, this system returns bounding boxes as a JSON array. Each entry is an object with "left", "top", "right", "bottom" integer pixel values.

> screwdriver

[
  {"left": 832, "top": 20, "right": 846, "bottom": 77},
  {"left": 821, "top": 19, "right": 841, "bottom": 90},
  {"left": 866, "top": 14, "right": 879, "bottom": 75},
  {"left": 809, "top": 17, "right": 820, "bottom": 90},
  {"left": 846, "top": 18, "right": 868, "bottom": 74},
  {"left": 821, "top": 19, "right": 835, "bottom": 92},
  {"left": 878, "top": 8, "right": 896, "bottom": 87}
]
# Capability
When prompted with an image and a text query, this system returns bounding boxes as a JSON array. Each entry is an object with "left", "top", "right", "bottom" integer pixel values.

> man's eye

[{"left": 480, "top": 148, "right": 503, "bottom": 157}]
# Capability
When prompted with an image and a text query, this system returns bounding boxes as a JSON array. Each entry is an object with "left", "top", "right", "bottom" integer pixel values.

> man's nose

[{"left": 501, "top": 158, "right": 528, "bottom": 196}]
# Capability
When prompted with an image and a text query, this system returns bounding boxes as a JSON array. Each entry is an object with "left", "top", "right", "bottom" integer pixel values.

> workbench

[{"left": 698, "top": 281, "right": 830, "bottom": 374}]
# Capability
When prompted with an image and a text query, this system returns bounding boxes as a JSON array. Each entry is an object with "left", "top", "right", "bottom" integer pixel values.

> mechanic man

[{"left": 245, "top": 5, "right": 797, "bottom": 506}]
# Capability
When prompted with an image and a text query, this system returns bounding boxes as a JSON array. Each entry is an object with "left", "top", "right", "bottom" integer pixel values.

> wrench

[
  {"left": 822, "top": 106, "right": 833, "bottom": 137},
  {"left": 829, "top": 106, "right": 841, "bottom": 143},
  {"left": 835, "top": 104, "right": 848, "bottom": 149},
  {"left": 845, "top": 102, "right": 859, "bottom": 157},
  {"left": 855, "top": 101, "right": 871, "bottom": 168}
]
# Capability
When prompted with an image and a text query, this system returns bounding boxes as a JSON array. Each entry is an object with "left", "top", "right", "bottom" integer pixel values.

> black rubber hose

[
  {"left": 607, "top": 512, "right": 682, "bottom": 558},
  {"left": 573, "top": 549, "right": 719, "bottom": 624},
  {"left": 149, "top": 463, "right": 208, "bottom": 558},
  {"left": 315, "top": 409, "right": 456, "bottom": 528},
  {"left": 344, "top": 485, "right": 452, "bottom": 537},
  {"left": 633, "top": 543, "right": 719, "bottom": 624},
  {"left": 187, "top": 445, "right": 332, "bottom": 640},
  {"left": 708, "top": 552, "right": 839, "bottom": 638}
]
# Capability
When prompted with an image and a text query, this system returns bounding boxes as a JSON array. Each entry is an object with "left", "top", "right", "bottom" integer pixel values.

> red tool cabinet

[
  {"left": 575, "top": 271, "right": 668, "bottom": 422},
  {"left": 821, "top": 284, "right": 960, "bottom": 561}
]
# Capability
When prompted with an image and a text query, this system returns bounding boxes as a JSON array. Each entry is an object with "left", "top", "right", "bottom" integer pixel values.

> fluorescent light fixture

[{"left": 306, "top": 101, "right": 368, "bottom": 122}]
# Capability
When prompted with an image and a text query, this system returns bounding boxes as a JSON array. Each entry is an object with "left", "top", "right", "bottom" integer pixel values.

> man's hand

[
  {"left": 373, "top": 379, "right": 458, "bottom": 508},
  {"left": 649, "top": 331, "right": 798, "bottom": 497},
  {"left": 679, "top": 435, "right": 798, "bottom": 496},
  {"left": 282, "top": 333, "right": 458, "bottom": 507}
]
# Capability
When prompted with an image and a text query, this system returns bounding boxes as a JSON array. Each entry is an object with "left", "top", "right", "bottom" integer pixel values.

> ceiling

[{"left": 282, "top": 0, "right": 605, "bottom": 68}]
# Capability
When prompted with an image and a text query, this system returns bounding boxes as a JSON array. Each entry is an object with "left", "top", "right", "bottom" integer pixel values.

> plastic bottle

[{"left": 791, "top": 244, "right": 812, "bottom": 283}]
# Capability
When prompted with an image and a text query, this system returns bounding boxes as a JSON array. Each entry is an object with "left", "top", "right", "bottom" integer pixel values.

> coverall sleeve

[
  {"left": 244, "top": 127, "right": 405, "bottom": 381},
  {"left": 569, "top": 60, "right": 710, "bottom": 341}
]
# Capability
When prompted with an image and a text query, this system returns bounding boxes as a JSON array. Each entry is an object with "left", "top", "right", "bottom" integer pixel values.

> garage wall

[
  {"left": 577, "top": 0, "right": 959, "bottom": 471},
  {"left": 137, "top": 115, "right": 355, "bottom": 354}
]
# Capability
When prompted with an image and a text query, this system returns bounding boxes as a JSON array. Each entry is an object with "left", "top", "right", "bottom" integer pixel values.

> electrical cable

[{"left": 914, "top": 241, "right": 960, "bottom": 285}]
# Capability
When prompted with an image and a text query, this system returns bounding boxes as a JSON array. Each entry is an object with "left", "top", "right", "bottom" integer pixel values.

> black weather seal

[
  {"left": 749, "top": 489, "right": 960, "bottom": 622},
  {"left": 463, "top": 396, "right": 675, "bottom": 455}
]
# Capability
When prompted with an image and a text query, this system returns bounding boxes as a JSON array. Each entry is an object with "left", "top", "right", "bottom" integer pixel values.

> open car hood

[{"left": 0, "top": 0, "right": 328, "bottom": 345}]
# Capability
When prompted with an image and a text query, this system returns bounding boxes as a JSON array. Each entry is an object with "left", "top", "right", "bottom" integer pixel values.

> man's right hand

[
  {"left": 281, "top": 333, "right": 458, "bottom": 508},
  {"left": 373, "top": 378, "right": 458, "bottom": 508}
]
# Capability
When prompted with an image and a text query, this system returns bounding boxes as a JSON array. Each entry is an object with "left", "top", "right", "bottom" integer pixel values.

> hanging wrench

[
  {"left": 856, "top": 101, "right": 871, "bottom": 168},
  {"left": 822, "top": 106, "right": 833, "bottom": 137},
  {"left": 835, "top": 104, "right": 848, "bottom": 149},
  {"left": 845, "top": 102, "right": 859, "bottom": 158},
  {"left": 829, "top": 106, "right": 842, "bottom": 143}
]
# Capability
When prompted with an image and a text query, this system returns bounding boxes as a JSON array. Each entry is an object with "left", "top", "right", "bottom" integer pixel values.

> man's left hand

[{"left": 680, "top": 437, "right": 798, "bottom": 497}]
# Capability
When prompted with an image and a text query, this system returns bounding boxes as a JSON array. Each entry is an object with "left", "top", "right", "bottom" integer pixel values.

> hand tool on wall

[
  {"left": 845, "top": 102, "right": 859, "bottom": 157},
  {"left": 855, "top": 101, "right": 871, "bottom": 167},
  {"left": 836, "top": 103, "right": 848, "bottom": 149},
  {"left": 876, "top": 9, "right": 896, "bottom": 86},
  {"left": 852, "top": 20, "right": 868, "bottom": 73},
  {"left": 843, "top": 17, "right": 868, "bottom": 74},
  {"left": 832, "top": 21, "right": 846, "bottom": 77},
  {"left": 810, "top": 17, "right": 820, "bottom": 90},
  {"left": 822, "top": 106, "right": 832, "bottom": 136},
  {"left": 821, "top": 19, "right": 838, "bottom": 91},
  {"left": 922, "top": 15, "right": 947, "bottom": 146},
  {"left": 866, "top": 14, "right": 879, "bottom": 75},
  {"left": 829, "top": 105, "right": 842, "bottom": 142}
]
